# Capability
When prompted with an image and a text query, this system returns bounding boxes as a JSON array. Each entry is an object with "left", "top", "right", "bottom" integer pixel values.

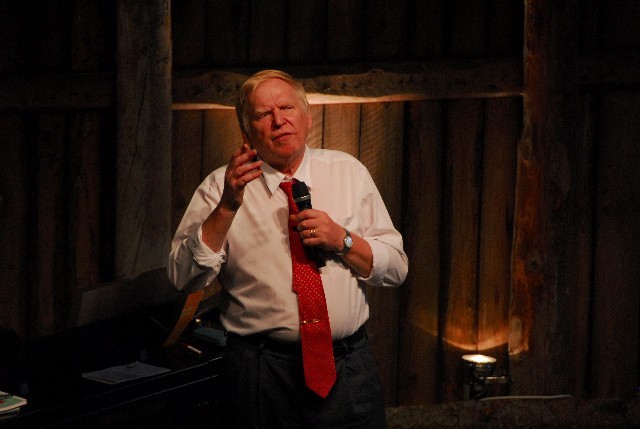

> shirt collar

[{"left": 261, "top": 145, "right": 314, "bottom": 195}]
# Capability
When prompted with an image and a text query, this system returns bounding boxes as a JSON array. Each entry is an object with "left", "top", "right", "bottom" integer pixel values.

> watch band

[{"left": 336, "top": 229, "right": 353, "bottom": 256}]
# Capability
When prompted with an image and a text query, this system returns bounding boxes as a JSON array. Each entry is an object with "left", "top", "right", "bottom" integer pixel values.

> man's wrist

[{"left": 336, "top": 229, "right": 353, "bottom": 256}]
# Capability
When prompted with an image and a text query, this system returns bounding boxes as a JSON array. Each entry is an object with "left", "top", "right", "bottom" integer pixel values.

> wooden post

[
  {"left": 510, "top": 0, "right": 577, "bottom": 394},
  {"left": 115, "top": 0, "right": 172, "bottom": 279}
]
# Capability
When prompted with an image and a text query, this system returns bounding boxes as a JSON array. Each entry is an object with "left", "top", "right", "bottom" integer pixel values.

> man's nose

[{"left": 272, "top": 109, "right": 285, "bottom": 127}]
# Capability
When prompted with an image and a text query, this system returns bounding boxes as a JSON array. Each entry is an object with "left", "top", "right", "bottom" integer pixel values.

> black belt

[{"left": 227, "top": 325, "right": 367, "bottom": 357}]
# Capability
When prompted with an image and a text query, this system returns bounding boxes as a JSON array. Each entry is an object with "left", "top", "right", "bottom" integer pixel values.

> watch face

[{"left": 345, "top": 235, "right": 353, "bottom": 248}]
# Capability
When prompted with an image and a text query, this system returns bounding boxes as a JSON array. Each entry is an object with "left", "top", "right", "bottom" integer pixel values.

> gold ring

[{"left": 310, "top": 228, "right": 316, "bottom": 238}]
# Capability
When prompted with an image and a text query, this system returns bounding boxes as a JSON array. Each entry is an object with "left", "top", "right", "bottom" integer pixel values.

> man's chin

[{"left": 263, "top": 148, "right": 304, "bottom": 172}]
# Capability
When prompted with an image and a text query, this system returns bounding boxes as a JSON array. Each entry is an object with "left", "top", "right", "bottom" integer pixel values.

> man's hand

[
  {"left": 292, "top": 209, "right": 344, "bottom": 253},
  {"left": 292, "top": 209, "right": 373, "bottom": 277},
  {"left": 219, "top": 143, "right": 264, "bottom": 212},
  {"left": 201, "top": 144, "right": 262, "bottom": 253}
]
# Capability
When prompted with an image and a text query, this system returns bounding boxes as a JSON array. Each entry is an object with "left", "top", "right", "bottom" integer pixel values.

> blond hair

[{"left": 235, "top": 70, "right": 310, "bottom": 135}]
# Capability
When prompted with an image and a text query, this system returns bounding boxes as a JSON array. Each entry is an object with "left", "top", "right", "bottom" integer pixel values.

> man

[{"left": 168, "top": 70, "right": 408, "bottom": 428}]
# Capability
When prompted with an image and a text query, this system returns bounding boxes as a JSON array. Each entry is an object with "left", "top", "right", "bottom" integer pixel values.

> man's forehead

[
  {"left": 250, "top": 80, "right": 297, "bottom": 108},
  {"left": 253, "top": 78, "right": 292, "bottom": 95}
]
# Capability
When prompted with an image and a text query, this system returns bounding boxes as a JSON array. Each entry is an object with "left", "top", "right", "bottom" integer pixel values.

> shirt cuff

[
  {"left": 187, "top": 224, "right": 226, "bottom": 268},
  {"left": 361, "top": 239, "right": 389, "bottom": 284}
]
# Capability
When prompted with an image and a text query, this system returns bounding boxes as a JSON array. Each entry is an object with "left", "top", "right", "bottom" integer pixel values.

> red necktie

[{"left": 279, "top": 180, "right": 336, "bottom": 398}]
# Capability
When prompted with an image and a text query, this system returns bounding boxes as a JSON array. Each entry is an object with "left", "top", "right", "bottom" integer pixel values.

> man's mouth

[{"left": 272, "top": 132, "right": 293, "bottom": 142}]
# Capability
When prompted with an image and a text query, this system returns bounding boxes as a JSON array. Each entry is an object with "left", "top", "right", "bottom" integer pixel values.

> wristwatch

[{"left": 336, "top": 229, "right": 353, "bottom": 256}]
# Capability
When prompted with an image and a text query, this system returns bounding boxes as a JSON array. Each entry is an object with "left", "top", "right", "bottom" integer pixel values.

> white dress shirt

[{"left": 168, "top": 146, "right": 408, "bottom": 342}]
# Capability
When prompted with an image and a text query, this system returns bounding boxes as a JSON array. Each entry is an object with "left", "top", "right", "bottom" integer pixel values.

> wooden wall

[{"left": 0, "top": 0, "right": 639, "bottom": 407}]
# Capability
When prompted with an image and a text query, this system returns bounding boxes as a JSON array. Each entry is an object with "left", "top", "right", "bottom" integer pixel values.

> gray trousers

[{"left": 220, "top": 326, "right": 388, "bottom": 429}]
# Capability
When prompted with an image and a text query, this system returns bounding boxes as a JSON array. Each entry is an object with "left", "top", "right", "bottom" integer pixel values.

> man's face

[{"left": 243, "top": 78, "right": 312, "bottom": 174}]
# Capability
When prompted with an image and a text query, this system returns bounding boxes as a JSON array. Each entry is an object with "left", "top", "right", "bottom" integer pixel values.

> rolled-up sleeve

[
  {"left": 167, "top": 170, "right": 227, "bottom": 292},
  {"left": 363, "top": 237, "right": 408, "bottom": 287},
  {"left": 356, "top": 166, "right": 408, "bottom": 288}
]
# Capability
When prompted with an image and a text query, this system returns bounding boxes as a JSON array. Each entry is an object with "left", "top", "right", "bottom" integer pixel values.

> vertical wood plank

[
  {"left": 406, "top": 0, "right": 445, "bottom": 58},
  {"left": 71, "top": 0, "right": 114, "bottom": 72},
  {"left": 598, "top": 0, "right": 640, "bottom": 48},
  {"left": 326, "top": 0, "right": 366, "bottom": 62},
  {"left": 448, "top": 0, "right": 488, "bottom": 55},
  {"left": 0, "top": 115, "right": 29, "bottom": 338},
  {"left": 30, "top": 0, "right": 70, "bottom": 72},
  {"left": 510, "top": 0, "right": 553, "bottom": 392},
  {"left": 477, "top": 97, "right": 519, "bottom": 373},
  {"left": 591, "top": 93, "right": 640, "bottom": 397},
  {"left": 568, "top": 0, "right": 599, "bottom": 399},
  {"left": 359, "top": 102, "right": 404, "bottom": 405},
  {"left": 172, "top": 0, "right": 206, "bottom": 68},
  {"left": 398, "top": 100, "right": 444, "bottom": 405},
  {"left": 360, "top": 103, "right": 404, "bottom": 224},
  {"left": 365, "top": 0, "right": 407, "bottom": 59},
  {"left": 35, "top": 114, "right": 69, "bottom": 337},
  {"left": 307, "top": 105, "right": 324, "bottom": 149},
  {"left": 248, "top": 0, "right": 286, "bottom": 65},
  {"left": 565, "top": 92, "right": 596, "bottom": 399},
  {"left": 510, "top": 0, "right": 577, "bottom": 395},
  {"left": 487, "top": 0, "right": 524, "bottom": 55},
  {"left": 204, "top": 0, "right": 250, "bottom": 67},
  {"left": 69, "top": 0, "right": 114, "bottom": 293},
  {"left": 68, "top": 113, "right": 103, "bottom": 293},
  {"left": 441, "top": 99, "right": 484, "bottom": 401},
  {"left": 322, "top": 104, "right": 360, "bottom": 156},
  {"left": 287, "top": 0, "right": 326, "bottom": 64},
  {"left": 116, "top": 0, "right": 172, "bottom": 279},
  {"left": 0, "top": 2, "right": 29, "bottom": 73},
  {"left": 172, "top": 110, "right": 204, "bottom": 233},
  {"left": 439, "top": 0, "right": 489, "bottom": 402},
  {"left": 202, "top": 109, "right": 243, "bottom": 174}
]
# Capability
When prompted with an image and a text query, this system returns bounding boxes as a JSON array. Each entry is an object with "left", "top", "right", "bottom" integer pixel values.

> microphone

[{"left": 291, "top": 181, "right": 325, "bottom": 268}]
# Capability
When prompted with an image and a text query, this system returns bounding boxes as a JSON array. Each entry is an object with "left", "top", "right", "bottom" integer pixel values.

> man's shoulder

[
  {"left": 196, "top": 164, "right": 227, "bottom": 192},
  {"left": 309, "top": 147, "right": 361, "bottom": 165},
  {"left": 207, "top": 164, "right": 228, "bottom": 180}
]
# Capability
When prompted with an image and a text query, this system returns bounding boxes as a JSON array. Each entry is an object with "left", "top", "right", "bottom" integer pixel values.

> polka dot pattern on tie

[{"left": 279, "top": 180, "right": 337, "bottom": 399}]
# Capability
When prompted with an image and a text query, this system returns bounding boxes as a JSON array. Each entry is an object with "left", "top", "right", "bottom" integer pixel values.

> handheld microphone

[{"left": 292, "top": 181, "right": 325, "bottom": 268}]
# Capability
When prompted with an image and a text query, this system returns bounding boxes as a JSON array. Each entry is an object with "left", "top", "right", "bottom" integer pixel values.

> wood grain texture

[
  {"left": 440, "top": 99, "right": 484, "bottom": 401},
  {"left": 205, "top": 0, "right": 249, "bottom": 67},
  {"left": 326, "top": 0, "right": 366, "bottom": 62},
  {"left": 287, "top": 1, "right": 326, "bottom": 64},
  {"left": 248, "top": 0, "right": 285, "bottom": 65},
  {"left": 0, "top": 115, "right": 29, "bottom": 338},
  {"left": 172, "top": 58, "right": 522, "bottom": 109},
  {"left": 591, "top": 92, "right": 640, "bottom": 398},
  {"left": 322, "top": 104, "right": 360, "bottom": 156},
  {"left": 172, "top": 110, "right": 204, "bottom": 233},
  {"left": 35, "top": 114, "right": 68, "bottom": 337},
  {"left": 172, "top": 0, "right": 206, "bottom": 68},
  {"left": 397, "top": 100, "right": 444, "bottom": 405},
  {"left": 68, "top": 113, "right": 103, "bottom": 294},
  {"left": 202, "top": 109, "right": 243, "bottom": 173},
  {"left": 115, "top": 0, "right": 172, "bottom": 279},
  {"left": 477, "top": 97, "right": 519, "bottom": 375},
  {"left": 359, "top": 102, "right": 404, "bottom": 405},
  {"left": 307, "top": 105, "right": 324, "bottom": 149}
]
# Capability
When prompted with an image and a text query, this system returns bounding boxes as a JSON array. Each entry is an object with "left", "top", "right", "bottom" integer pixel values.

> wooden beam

[
  {"left": 1, "top": 52, "right": 638, "bottom": 111},
  {"left": 172, "top": 58, "right": 523, "bottom": 109},
  {"left": 510, "top": 0, "right": 578, "bottom": 395}
]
